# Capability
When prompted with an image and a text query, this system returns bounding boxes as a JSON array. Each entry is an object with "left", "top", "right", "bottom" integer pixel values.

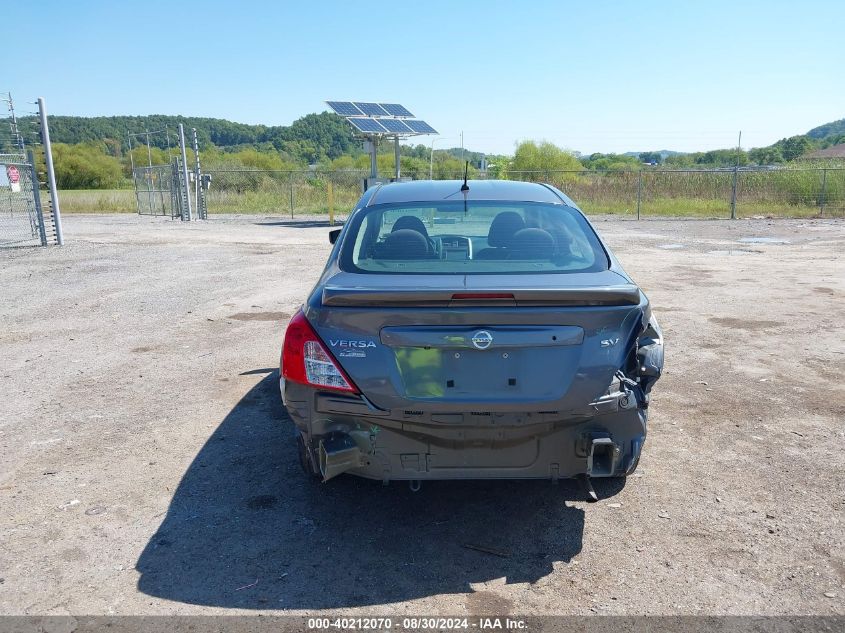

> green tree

[
  {"left": 664, "top": 153, "right": 697, "bottom": 168},
  {"left": 748, "top": 146, "right": 784, "bottom": 165},
  {"left": 581, "top": 153, "right": 641, "bottom": 170},
  {"left": 510, "top": 141, "right": 583, "bottom": 173},
  {"left": 779, "top": 136, "right": 813, "bottom": 161},
  {"left": 53, "top": 143, "right": 125, "bottom": 189}
]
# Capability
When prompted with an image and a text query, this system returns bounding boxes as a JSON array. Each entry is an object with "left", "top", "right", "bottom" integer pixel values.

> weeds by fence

[
  {"left": 59, "top": 167, "right": 845, "bottom": 219},
  {"left": 204, "top": 169, "right": 366, "bottom": 215},
  {"left": 502, "top": 168, "right": 845, "bottom": 218}
]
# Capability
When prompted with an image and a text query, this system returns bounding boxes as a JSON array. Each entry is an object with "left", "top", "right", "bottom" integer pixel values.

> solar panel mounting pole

[
  {"left": 394, "top": 136, "right": 401, "bottom": 179},
  {"left": 369, "top": 137, "right": 378, "bottom": 179}
]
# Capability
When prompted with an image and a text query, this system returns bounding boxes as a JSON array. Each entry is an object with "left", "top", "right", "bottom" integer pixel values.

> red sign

[{"left": 6, "top": 165, "right": 20, "bottom": 183}]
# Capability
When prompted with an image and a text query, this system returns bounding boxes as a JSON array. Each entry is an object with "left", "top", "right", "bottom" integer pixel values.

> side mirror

[{"left": 329, "top": 229, "right": 341, "bottom": 245}]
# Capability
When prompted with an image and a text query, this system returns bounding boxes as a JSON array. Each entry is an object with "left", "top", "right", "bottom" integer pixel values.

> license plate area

[{"left": 443, "top": 349, "right": 523, "bottom": 395}]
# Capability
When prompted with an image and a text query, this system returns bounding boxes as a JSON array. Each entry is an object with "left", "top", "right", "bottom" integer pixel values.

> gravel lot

[{"left": 0, "top": 214, "right": 843, "bottom": 616}]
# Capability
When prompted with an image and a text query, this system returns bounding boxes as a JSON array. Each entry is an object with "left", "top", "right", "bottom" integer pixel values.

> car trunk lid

[{"left": 309, "top": 271, "right": 644, "bottom": 414}]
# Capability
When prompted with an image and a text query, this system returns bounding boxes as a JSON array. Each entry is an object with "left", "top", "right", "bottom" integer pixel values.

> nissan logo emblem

[{"left": 471, "top": 330, "right": 493, "bottom": 350}]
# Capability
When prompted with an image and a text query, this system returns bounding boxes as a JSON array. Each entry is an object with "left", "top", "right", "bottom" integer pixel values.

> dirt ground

[{"left": 0, "top": 214, "right": 843, "bottom": 617}]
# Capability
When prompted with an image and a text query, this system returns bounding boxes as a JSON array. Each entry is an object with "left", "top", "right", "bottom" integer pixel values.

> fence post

[
  {"left": 289, "top": 175, "right": 294, "bottom": 219},
  {"left": 27, "top": 150, "right": 47, "bottom": 246},
  {"left": 177, "top": 124, "right": 193, "bottom": 221},
  {"left": 636, "top": 170, "right": 643, "bottom": 220},
  {"left": 328, "top": 179, "right": 334, "bottom": 226},
  {"left": 730, "top": 167, "right": 738, "bottom": 219},
  {"left": 37, "top": 97, "right": 63, "bottom": 245},
  {"left": 819, "top": 168, "right": 827, "bottom": 216},
  {"left": 191, "top": 127, "right": 201, "bottom": 219}
]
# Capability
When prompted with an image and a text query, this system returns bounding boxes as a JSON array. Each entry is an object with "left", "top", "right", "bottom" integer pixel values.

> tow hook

[{"left": 409, "top": 479, "right": 421, "bottom": 492}]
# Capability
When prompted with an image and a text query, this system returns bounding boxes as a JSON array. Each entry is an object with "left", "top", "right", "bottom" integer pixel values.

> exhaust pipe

[{"left": 318, "top": 433, "right": 362, "bottom": 482}]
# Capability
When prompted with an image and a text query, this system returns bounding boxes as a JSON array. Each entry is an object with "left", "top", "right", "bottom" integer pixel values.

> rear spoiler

[{"left": 321, "top": 285, "right": 642, "bottom": 307}]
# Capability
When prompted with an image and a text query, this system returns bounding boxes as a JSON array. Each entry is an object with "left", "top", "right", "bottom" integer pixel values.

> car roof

[{"left": 365, "top": 179, "right": 567, "bottom": 207}]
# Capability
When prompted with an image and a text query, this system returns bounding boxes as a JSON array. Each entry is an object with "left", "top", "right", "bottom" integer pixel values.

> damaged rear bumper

[{"left": 284, "top": 381, "right": 647, "bottom": 482}]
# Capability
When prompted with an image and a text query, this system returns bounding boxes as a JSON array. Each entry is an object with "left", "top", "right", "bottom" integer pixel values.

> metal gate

[
  {"left": 130, "top": 124, "right": 208, "bottom": 221},
  {"left": 0, "top": 153, "right": 49, "bottom": 247},
  {"left": 133, "top": 162, "right": 180, "bottom": 218},
  {"left": 132, "top": 157, "right": 208, "bottom": 220}
]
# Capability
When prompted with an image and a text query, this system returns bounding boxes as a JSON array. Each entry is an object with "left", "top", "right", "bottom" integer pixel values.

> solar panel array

[
  {"left": 354, "top": 102, "right": 390, "bottom": 117},
  {"left": 381, "top": 103, "right": 415, "bottom": 118},
  {"left": 378, "top": 119, "right": 413, "bottom": 133},
  {"left": 404, "top": 120, "right": 438, "bottom": 135},
  {"left": 348, "top": 118, "right": 387, "bottom": 134},
  {"left": 326, "top": 101, "right": 363, "bottom": 116},
  {"left": 326, "top": 101, "right": 437, "bottom": 136}
]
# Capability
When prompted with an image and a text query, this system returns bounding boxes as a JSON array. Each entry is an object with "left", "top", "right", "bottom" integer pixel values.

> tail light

[{"left": 281, "top": 310, "right": 357, "bottom": 392}]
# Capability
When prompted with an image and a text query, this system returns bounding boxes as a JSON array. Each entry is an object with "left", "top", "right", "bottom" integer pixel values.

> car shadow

[{"left": 136, "top": 372, "right": 624, "bottom": 609}]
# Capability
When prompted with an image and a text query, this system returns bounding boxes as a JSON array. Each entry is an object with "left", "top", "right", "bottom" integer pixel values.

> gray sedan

[{"left": 280, "top": 180, "right": 663, "bottom": 489}]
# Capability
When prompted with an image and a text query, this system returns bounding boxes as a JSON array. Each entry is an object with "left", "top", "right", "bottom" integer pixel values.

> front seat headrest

[
  {"left": 391, "top": 215, "right": 429, "bottom": 238},
  {"left": 487, "top": 211, "right": 526, "bottom": 247},
  {"left": 381, "top": 229, "right": 430, "bottom": 259},
  {"left": 508, "top": 228, "right": 555, "bottom": 259}
]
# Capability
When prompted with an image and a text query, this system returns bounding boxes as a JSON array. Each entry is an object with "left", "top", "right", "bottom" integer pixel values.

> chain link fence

[
  {"left": 0, "top": 154, "right": 48, "bottom": 247},
  {"left": 203, "top": 169, "right": 368, "bottom": 220},
  {"left": 736, "top": 168, "right": 844, "bottom": 218},
  {"left": 1, "top": 93, "right": 62, "bottom": 247},
  {"left": 191, "top": 167, "right": 844, "bottom": 220},
  {"left": 487, "top": 168, "right": 845, "bottom": 218},
  {"left": 62, "top": 166, "right": 845, "bottom": 220}
]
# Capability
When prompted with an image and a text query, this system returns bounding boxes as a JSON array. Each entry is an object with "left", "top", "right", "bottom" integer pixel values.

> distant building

[{"left": 804, "top": 143, "right": 845, "bottom": 159}]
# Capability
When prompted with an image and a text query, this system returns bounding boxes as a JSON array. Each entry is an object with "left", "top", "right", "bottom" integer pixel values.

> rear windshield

[{"left": 339, "top": 201, "right": 609, "bottom": 274}]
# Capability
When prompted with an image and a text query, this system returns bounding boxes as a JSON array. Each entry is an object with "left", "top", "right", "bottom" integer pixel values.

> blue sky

[{"left": 5, "top": 1, "right": 844, "bottom": 155}]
